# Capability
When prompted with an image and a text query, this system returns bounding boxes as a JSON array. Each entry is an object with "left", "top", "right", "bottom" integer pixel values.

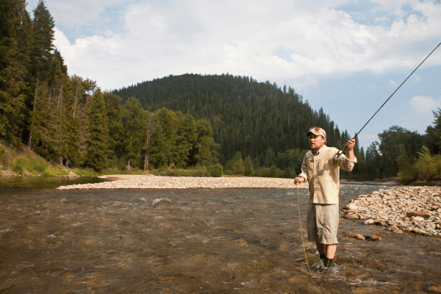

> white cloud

[
  {"left": 50, "top": 0, "right": 441, "bottom": 91},
  {"left": 399, "top": 95, "right": 440, "bottom": 131},
  {"left": 410, "top": 95, "right": 440, "bottom": 113}
]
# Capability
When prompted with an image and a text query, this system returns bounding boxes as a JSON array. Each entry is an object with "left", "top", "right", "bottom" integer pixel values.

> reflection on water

[
  {"left": 0, "top": 176, "right": 108, "bottom": 190},
  {"left": 0, "top": 184, "right": 440, "bottom": 293}
]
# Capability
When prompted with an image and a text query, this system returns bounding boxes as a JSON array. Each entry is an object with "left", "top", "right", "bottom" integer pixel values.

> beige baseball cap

[{"left": 306, "top": 127, "right": 326, "bottom": 138}]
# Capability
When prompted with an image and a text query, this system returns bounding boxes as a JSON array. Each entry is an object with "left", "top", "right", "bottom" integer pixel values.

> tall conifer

[
  {"left": 0, "top": 0, "right": 31, "bottom": 144},
  {"left": 85, "top": 89, "right": 108, "bottom": 170}
]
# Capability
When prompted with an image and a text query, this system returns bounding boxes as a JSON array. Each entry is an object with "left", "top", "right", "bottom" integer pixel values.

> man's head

[{"left": 306, "top": 127, "right": 326, "bottom": 151}]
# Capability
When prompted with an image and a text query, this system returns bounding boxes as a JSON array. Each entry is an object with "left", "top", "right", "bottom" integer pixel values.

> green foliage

[
  {"left": 151, "top": 167, "right": 211, "bottom": 177},
  {"left": 208, "top": 163, "right": 223, "bottom": 177},
  {"left": 84, "top": 90, "right": 109, "bottom": 170},
  {"left": 396, "top": 145, "right": 417, "bottom": 184},
  {"left": 243, "top": 156, "right": 254, "bottom": 176},
  {"left": 269, "top": 165, "right": 281, "bottom": 178},
  {"left": 0, "top": 0, "right": 30, "bottom": 145},
  {"left": 113, "top": 74, "right": 348, "bottom": 167},
  {"left": 282, "top": 167, "right": 295, "bottom": 179},
  {"left": 255, "top": 167, "right": 270, "bottom": 177},
  {"left": 415, "top": 146, "right": 441, "bottom": 183},
  {"left": 9, "top": 155, "right": 50, "bottom": 175},
  {"left": 234, "top": 160, "right": 244, "bottom": 175},
  {"left": 12, "top": 159, "right": 25, "bottom": 175},
  {"left": 0, "top": 145, "right": 9, "bottom": 168}
]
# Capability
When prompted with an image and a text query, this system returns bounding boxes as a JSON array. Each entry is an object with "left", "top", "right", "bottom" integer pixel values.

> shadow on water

[
  {"left": 0, "top": 184, "right": 440, "bottom": 293},
  {"left": 0, "top": 176, "right": 108, "bottom": 190}
]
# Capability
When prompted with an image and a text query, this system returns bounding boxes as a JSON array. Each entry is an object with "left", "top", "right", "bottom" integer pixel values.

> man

[{"left": 294, "top": 127, "right": 356, "bottom": 269}]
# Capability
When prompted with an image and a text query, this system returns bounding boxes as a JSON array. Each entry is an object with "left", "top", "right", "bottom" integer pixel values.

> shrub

[
  {"left": 0, "top": 146, "right": 8, "bottom": 168},
  {"left": 283, "top": 168, "right": 295, "bottom": 179},
  {"left": 12, "top": 159, "right": 25, "bottom": 175},
  {"left": 234, "top": 160, "right": 244, "bottom": 175},
  {"left": 243, "top": 156, "right": 254, "bottom": 176},
  {"left": 269, "top": 165, "right": 281, "bottom": 178},
  {"left": 209, "top": 164, "right": 223, "bottom": 177},
  {"left": 255, "top": 167, "right": 270, "bottom": 177},
  {"left": 415, "top": 146, "right": 441, "bottom": 183}
]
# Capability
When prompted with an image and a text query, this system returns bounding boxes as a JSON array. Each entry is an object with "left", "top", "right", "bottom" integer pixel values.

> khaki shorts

[{"left": 307, "top": 203, "right": 339, "bottom": 244}]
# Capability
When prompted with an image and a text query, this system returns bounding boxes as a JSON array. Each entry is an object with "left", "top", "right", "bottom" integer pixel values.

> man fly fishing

[{"left": 294, "top": 127, "right": 356, "bottom": 270}]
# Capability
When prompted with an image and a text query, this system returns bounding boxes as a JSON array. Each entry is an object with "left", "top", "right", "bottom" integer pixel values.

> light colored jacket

[{"left": 298, "top": 145, "right": 357, "bottom": 204}]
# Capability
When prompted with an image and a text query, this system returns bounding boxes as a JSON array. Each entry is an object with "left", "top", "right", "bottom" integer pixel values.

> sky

[{"left": 26, "top": 0, "right": 441, "bottom": 151}]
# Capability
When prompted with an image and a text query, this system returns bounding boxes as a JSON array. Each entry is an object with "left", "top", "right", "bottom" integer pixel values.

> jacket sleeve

[{"left": 336, "top": 153, "right": 357, "bottom": 172}]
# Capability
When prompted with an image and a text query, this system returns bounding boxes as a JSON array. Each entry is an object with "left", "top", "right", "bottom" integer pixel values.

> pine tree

[
  {"left": 104, "top": 92, "right": 123, "bottom": 167},
  {"left": 192, "top": 118, "right": 218, "bottom": 166},
  {"left": 28, "top": 0, "right": 55, "bottom": 147},
  {"left": 243, "top": 156, "right": 254, "bottom": 176},
  {"left": 0, "top": 0, "right": 31, "bottom": 144},
  {"left": 121, "top": 97, "right": 148, "bottom": 169},
  {"left": 84, "top": 89, "right": 108, "bottom": 170},
  {"left": 30, "top": 0, "right": 54, "bottom": 81}
]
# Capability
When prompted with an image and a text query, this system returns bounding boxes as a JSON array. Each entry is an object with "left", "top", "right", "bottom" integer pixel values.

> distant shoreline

[
  {"left": 55, "top": 174, "right": 403, "bottom": 190},
  {"left": 57, "top": 175, "right": 308, "bottom": 190}
]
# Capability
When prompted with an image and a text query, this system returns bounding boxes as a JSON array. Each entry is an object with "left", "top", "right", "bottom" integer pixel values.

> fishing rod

[{"left": 337, "top": 42, "right": 441, "bottom": 157}]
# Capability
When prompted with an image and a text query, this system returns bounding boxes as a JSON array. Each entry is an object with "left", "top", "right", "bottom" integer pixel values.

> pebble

[
  {"left": 343, "top": 186, "right": 441, "bottom": 237},
  {"left": 56, "top": 175, "right": 309, "bottom": 190}
]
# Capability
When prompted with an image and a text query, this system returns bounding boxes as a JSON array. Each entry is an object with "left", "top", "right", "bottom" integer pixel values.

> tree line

[
  {"left": 113, "top": 74, "right": 360, "bottom": 176},
  {"left": 0, "top": 0, "right": 218, "bottom": 171}
]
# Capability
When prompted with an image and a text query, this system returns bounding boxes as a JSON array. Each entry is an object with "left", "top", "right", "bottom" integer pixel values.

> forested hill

[{"left": 113, "top": 74, "right": 351, "bottom": 164}]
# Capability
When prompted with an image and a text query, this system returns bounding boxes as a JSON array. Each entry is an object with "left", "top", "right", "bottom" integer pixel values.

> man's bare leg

[
  {"left": 316, "top": 242, "right": 325, "bottom": 256},
  {"left": 326, "top": 244, "right": 337, "bottom": 259}
]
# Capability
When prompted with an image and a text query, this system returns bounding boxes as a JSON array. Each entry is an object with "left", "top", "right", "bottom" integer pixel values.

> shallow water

[
  {"left": 0, "top": 184, "right": 440, "bottom": 293},
  {"left": 0, "top": 176, "right": 107, "bottom": 190}
]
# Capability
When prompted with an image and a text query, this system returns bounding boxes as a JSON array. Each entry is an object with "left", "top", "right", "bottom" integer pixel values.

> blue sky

[{"left": 26, "top": 0, "right": 441, "bottom": 150}]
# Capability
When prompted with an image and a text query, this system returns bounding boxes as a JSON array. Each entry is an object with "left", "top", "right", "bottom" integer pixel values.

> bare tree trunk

[
  {"left": 28, "top": 74, "right": 39, "bottom": 149},
  {"left": 58, "top": 84, "right": 64, "bottom": 166}
]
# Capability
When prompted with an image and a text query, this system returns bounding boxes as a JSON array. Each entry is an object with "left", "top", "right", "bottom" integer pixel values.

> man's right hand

[{"left": 294, "top": 177, "right": 305, "bottom": 185}]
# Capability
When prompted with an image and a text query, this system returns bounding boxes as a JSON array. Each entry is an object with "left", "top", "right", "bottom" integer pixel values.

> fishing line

[
  {"left": 338, "top": 42, "right": 441, "bottom": 156},
  {"left": 297, "top": 184, "right": 312, "bottom": 273}
]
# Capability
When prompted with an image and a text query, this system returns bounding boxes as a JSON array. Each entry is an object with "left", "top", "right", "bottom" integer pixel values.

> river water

[{"left": 0, "top": 180, "right": 440, "bottom": 293}]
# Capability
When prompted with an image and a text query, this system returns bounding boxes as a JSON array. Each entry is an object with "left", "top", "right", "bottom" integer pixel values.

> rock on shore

[
  {"left": 343, "top": 186, "right": 441, "bottom": 237},
  {"left": 56, "top": 175, "right": 308, "bottom": 190}
]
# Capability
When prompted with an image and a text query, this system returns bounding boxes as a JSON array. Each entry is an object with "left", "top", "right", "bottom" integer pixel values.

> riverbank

[
  {"left": 343, "top": 186, "right": 441, "bottom": 238},
  {"left": 57, "top": 175, "right": 309, "bottom": 190}
]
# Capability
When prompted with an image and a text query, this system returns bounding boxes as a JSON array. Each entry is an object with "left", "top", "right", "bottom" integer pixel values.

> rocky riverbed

[
  {"left": 343, "top": 186, "right": 441, "bottom": 237},
  {"left": 56, "top": 175, "right": 309, "bottom": 190}
]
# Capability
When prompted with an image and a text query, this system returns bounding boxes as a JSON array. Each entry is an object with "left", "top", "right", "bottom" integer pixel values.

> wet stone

[{"left": 343, "top": 186, "right": 441, "bottom": 237}]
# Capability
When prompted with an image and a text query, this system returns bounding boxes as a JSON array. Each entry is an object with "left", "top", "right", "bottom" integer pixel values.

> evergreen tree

[
  {"left": 30, "top": 0, "right": 54, "bottom": 81},
  {"left": 0, "top": 0, "right": 31, "bottom": 145},
  {"left": 121, "top": 97, "right": 148, "bottom": 169},
  {"left": 243, "top": 156, "right": 255, "bottom": 176},
  {"left": 104, "top": 92, "right": 123, "bottom": 167},
  {"left": 84, "top": 89, "right": 108, "bottom": 170},
  {"left": 192, "top": 118, "right": 218, "bottom": 166}
]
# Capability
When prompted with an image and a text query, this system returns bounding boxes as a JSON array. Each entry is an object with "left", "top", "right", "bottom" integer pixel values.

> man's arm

[
  {"left": 294, "top": 155, "right": 308, "bottom": 185},
  {"left": 338, "top": 138, "right": 357, "bottom": 172},
  {"left": 346, "top": 138, "right": 355, "bottom": 160}
]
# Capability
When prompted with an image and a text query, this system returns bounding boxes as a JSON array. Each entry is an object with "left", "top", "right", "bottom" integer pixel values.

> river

[{"left": 0, "top": 179, "right": 440, "bottom": 293}]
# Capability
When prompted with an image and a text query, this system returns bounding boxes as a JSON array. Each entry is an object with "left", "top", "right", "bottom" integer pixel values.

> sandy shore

[{"left": 56, "top": 175, "right": 310, "bottom": 190}]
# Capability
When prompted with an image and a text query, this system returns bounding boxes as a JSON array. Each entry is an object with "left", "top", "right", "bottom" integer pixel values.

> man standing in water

[{"left": 294, "top": 127, "right": 356, "bottom": 269}]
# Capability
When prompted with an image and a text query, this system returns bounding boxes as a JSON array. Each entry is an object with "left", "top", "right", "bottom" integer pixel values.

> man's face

[{"left": 309, "top": 134, "right": 326, "bottom": 151}]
